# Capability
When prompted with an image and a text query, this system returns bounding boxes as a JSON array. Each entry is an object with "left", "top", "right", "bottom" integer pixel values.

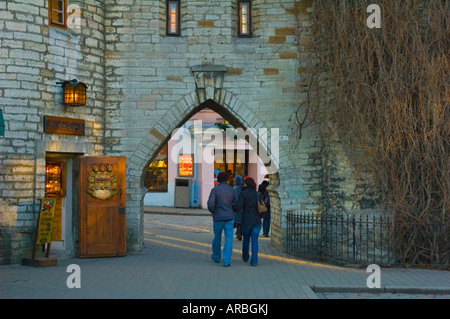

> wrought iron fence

[{"left": 286, "top": 210, "right": 397, "bottom": 266}]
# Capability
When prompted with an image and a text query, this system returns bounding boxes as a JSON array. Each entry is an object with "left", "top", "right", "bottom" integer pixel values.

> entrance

[
  {"left": 214, "top": 148, "right": 249, "bottom": 187},
  {"left": 125, "top": 87, "right": 285, "bottom": 253},
  {"left": 78, "top": 156, "right": 127, "bottom": 257},
  {"left": 44, "top": 153, "right": 78, "bottom": 255},
  {"left": 143, "top": 109, "right": 268, "bottom": 209}
]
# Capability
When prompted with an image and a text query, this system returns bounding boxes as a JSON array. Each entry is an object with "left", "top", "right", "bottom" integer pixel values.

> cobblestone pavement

[
  {"left": 144, "top": 213, "right": 450, "bottom": 300},
  {"left": 1, "top": 211, "right": 449, "bottom": 302}
]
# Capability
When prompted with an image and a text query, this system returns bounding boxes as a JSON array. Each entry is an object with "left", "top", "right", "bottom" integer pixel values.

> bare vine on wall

[
  {"left": 304, "top": 0, "right": 449, "bottom": 266},
  {"left": 288, "top": 1, "right": 321, "bottom": 150}
]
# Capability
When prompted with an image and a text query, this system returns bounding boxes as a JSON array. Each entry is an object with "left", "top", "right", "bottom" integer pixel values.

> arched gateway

[{"left": 125, "top": 65, "right": 288, "bottom": 252}]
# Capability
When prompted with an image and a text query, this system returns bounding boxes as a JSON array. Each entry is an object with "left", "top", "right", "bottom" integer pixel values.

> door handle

[{"left": 118, "top": 207, "right": 126, "bottom": 215}]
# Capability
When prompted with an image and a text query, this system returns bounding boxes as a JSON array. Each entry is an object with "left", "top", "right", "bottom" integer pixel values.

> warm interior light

[
  {"left": 62, "top": 81, "right": 87, "bottom": 106},
  {"left": 168, "top": 1, "right": 179, "bottom": 34},
  {"left": 239, "top": 2, "right": 250, "bottom": 36},
  {"left": 63, "top": 82, "right": 74, "bottom": 104}
]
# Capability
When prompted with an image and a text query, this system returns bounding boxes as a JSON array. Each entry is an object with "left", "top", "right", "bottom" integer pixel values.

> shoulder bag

[{"left": 257, "top": 192, "right": 267, "bottom": 218}]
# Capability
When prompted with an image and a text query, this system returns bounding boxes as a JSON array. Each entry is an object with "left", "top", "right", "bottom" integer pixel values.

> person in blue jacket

[{"left": 207, "top": 172, "right": 238, "bottom": 267}]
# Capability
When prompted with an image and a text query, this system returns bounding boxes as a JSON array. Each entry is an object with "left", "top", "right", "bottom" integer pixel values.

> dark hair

[
  {"left": 258, "top": 180, "right": 269, "bottom": 193},
  {"left": 217, "top": 172, "right": 228, "bottom": 183},
  {"left": 244, "top": 177, "right": 257, "bottom": 189}
]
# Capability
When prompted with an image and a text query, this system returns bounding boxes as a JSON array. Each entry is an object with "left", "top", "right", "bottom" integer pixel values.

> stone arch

[
  {"left": 125, "top": 66, "right": 291, "bottom": 253},
  {"left": 128, "top": 95, "right": 280, "bottom": 179}
]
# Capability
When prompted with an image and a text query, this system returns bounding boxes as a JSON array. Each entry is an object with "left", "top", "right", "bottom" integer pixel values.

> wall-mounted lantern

[
  {"left": 58, "top": 79, "right": 87, "bottom": 106},
  {"left": 0, "top": 109, "right": 5, "bottom": 137}
]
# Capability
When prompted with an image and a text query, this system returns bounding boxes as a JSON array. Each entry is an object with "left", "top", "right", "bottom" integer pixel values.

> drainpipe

[
  {"left": 186, "top": 121, "right": 200, "bottom": 208},
  {"left": 192, "top": 134, "right": 199, "bottom": 207}
]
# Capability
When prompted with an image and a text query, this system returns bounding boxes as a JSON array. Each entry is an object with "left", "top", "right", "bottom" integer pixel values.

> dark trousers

[
  {"left": 241, "top": 224, "right": 262, "bottom": 266},
  {"left": 262, "top": 207, "right": 270, "bottom": 236}
]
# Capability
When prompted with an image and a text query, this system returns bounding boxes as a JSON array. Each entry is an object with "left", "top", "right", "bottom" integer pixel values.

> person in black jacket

[
  {"left": 233, "top": 175, "right": 245, "bottom": 241},
  {"left": 258, "top": 180, "right": 270, "bottom": 237},
  {"left": 238, "top": 177, "right": 262, "bottom": 266}
]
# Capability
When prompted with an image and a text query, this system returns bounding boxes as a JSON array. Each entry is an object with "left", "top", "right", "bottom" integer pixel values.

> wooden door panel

[{"left": 79, "top": 156, "right": 126, "bottom": 257}]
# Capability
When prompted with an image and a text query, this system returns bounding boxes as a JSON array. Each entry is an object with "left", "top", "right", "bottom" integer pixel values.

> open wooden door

[{"left": 78, "top": 156, "right": 126, "bottom": 257}]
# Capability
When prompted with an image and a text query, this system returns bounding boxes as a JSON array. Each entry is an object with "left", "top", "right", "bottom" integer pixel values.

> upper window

[
  {"left": 238, "top": 1, "right": 252, "bottom": 37},
  {"left": 49, "top": 0, "right": 67, "bottom": 29},
  {"left": 166, "top": 0, "right": 181, "bottom": 36}
]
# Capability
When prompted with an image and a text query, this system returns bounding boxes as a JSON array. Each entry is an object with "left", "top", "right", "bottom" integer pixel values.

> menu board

[
  {"left": 51, "top": 197, "right": 63, "bottom": 241},
  {"left": 178, "top": 154, "right": 194, "bottom": 177},
  {"left": 36, "top": 198, "right": 56, "bottom": 244}
]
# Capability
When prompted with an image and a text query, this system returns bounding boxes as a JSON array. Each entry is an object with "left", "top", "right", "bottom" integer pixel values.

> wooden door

[{"left": 78, "top": 156, "right": 126, "bottom": 257}]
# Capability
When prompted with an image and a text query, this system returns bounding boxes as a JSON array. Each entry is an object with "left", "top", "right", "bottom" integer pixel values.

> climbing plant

[{"left": 304, "top": 0, "right": 449, "bottom": 266}]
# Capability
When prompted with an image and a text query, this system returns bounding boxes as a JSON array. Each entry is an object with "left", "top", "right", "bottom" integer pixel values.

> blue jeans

[
  {"left": 212, "top": 219, "right": 234, "bottom": 265},
  {"left": 241, "top": 224, "right": 262, "bottom": 266}
]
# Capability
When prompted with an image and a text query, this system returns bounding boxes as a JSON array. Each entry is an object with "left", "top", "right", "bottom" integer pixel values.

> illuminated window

[
  {"left": 166, "top": 0, "right": 180, "bottom": 36},
  {"left": 238, "top": 1, "right": 252, "bottom": 37},
  {"left": 49, "top": 0, "right": 67, "bottom": 29},
  {"left": 178, "top": 154, "right": 193, "bottom": 177},
  {"left": 144, "top": 145, "right": 169, "bottom": 192}
]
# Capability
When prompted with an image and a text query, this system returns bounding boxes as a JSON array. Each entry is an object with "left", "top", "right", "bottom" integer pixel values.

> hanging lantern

[{"left": 61, "top": 80, "right": 87, "bottom": 106}]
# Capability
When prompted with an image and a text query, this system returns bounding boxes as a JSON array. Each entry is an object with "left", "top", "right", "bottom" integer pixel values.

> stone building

[{"left": 0, "top": 0, "right": 376, "bottom": 264}]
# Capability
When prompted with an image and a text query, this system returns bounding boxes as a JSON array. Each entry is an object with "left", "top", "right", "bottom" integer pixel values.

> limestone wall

[
  {"left": 0, "top": 0, "right": 346, "bottom": 263},
  {"left": 103, "top": 0, "right": 322, "bottom": 252},
  {"left": 0, "top": 0, "right": 105, "bottom": 263}
]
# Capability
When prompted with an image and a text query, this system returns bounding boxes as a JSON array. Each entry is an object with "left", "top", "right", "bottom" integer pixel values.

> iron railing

[{"left": 286, "top": 211, "right": 397, "bottom": 266}]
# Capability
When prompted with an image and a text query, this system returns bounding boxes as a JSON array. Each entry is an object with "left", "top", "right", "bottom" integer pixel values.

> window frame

[
  {"left": 166, "top": 0, "right": 181, "bottom": 37},
  {"left": 238, "top": 0, "right": 252, "bottom": 38},
  {"left": 48, "top": 0, "right": 68, "bottom": 30}
]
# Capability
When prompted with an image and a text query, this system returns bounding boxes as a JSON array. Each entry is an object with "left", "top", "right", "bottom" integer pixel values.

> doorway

[{"left": 44, "top": 153, "right": 80, "bottom": 256}]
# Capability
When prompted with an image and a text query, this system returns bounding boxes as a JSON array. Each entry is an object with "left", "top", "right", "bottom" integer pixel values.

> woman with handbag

[
  {"left": 233, "top": 175, "right": 245, "bottom": 241},
  {"left": 238, "top": 177, "right": 262, "bottom": 266},
  {"left": 258, "top": 180, "right": 270, "bottom": 237}
]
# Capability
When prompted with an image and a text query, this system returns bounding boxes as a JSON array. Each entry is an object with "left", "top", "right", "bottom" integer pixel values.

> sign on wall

[
  {"left": 178, "top": 154, "right": 193, "bottom": 177},
  {"left": 44, "top": 116, "right": 85, "bottom": 136}
]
